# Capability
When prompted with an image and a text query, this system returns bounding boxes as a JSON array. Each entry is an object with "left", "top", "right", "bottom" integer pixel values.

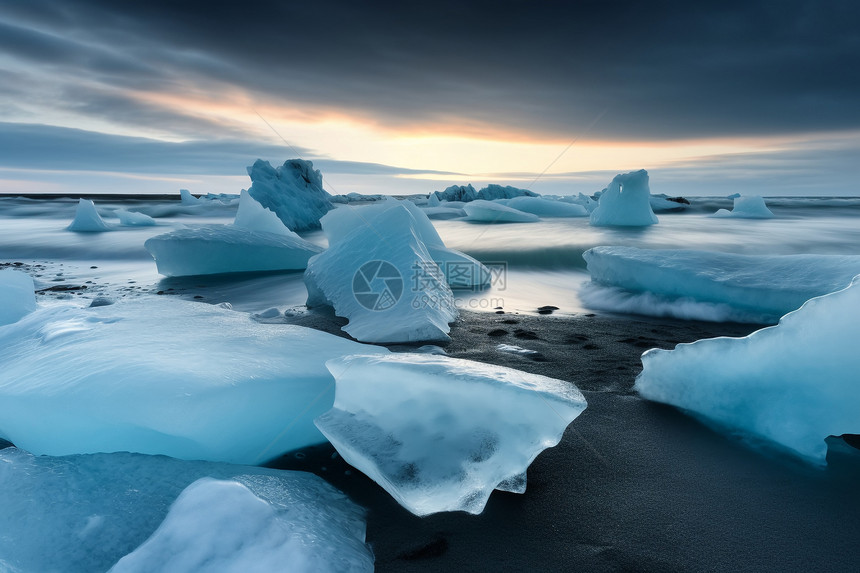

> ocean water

[{"left": 1, "top": 195, "right": 859, "bottom": 320}]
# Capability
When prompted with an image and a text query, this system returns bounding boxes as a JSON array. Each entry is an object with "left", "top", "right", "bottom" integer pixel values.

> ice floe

[
  {"left": 315, "top": 353, "right": 586, "bottom": 515},
  {"left": 0, "top": 297, "right": 387, "bottom": 464},
  {"left": 582, "top": 246, "right": 860, "bottom": 322},
  {"left": 0, "top": 448, "right": 372, "bottom": 573},
  {"left": 636, "top": 276, "right": 860, "bottom": 464}
]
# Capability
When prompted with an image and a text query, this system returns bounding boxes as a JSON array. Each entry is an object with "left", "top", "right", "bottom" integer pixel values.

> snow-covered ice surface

[
  {"left": 232, "top": 189, "right": 296, "bottom": 235},
  {"left": 68, "top": 198, "right": 112, "bottom": 232},
  {"left": 505, "top": 196, "right": 588, "bottom": 218},
  {"left": 315, "top": 353, "right": 587, "bottom": 516},
  {"left": 583, "top": 246, "right": 860, "bottom": 322},
  {"left": 589, "top": 170, "right": 658, "bottom": 227},
  {"left": 246, "top": 159, "right": 334, "bottom": 231},
  {"left": 0, "top": 448, "right": 372, "bottom": 573},
  {"left": 636, "top": 277, "right": 860, "bottom": 464},
  {"left": 463, "top": 200, "right": 540, "bottom": 223},
  {"left": 305, "top": 205, "right": 458, "bottom": 342},
  {"left": 711, "top": 195, "right": 775, "bottom": 219},
  {"left": 144, "top": 225, "right": 322, "bottom": 276},
  {"left": 0, "top": 269, "right": 36, "bottom": 326},
  {"left": 0, "top": 297, "right": 387, "bottom": 464}
]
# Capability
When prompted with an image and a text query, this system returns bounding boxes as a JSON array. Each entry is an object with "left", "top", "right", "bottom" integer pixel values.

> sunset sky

[{"left": 1, "top": 0, "right": 858, "bottom": 196}]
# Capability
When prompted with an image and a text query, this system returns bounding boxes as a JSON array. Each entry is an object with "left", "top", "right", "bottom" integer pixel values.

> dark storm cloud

[{"left": 2, "top": 0, "right": 859, "bottom": 140}]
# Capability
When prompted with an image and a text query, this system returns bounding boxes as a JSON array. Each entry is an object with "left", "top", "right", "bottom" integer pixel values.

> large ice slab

[
  {"left": 246, "top": 159, "right": 334, "bottom": 231},
  {"left": 582, "top": 246, "right": 860, "bottom": 322},
  {"left": 505, "top": 196, "right": 588, "bottom": 217},
  {"left": 711, "top": 195, "right": 775, "bottom": 219},
  {"left": 0, "top": 449, "right": 372, "bottom": 573},
  {"left": 322, "top": 199, "right": 490, "bottom": 288},
  {"left": 305, "top": 206, "right": 458, "bottom": 343},
  {"left": 68, "top": 198, "right": 112, "bottom": 232},
  {"left": 636, "top": 277, "right": 860, "bottom": 464},
  {"left": 0, "top": 298, "right": 386, "bottom": 464},
  {"left": 315, "top": 354, "right": 587, "bottom": 516},
  {"left": 463, "top": 200, "right": 540, "bottom": 223},
  {"left": 144, "top": 225, "right": 322, "bottom": 277},
  {"left": 0, "top": 270, "right": 36, "bottom": 326},
  {"left": 589, "top": 169, "right": 658, "bottom": 227}
]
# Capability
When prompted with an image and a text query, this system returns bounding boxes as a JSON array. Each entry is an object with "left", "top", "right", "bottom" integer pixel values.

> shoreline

[{"left": 271, "top": 309, "right": 860, "bottom": 572}]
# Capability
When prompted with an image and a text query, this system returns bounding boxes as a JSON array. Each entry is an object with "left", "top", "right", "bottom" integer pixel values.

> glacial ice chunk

[
  {"left": 145, "top": 190, "right": 322, "bottom": 276},
  {"left": 114, "top": 209, "right": 156, "bottom": 226},
  {"left": 589, "top": 169, "right": 658, "bottom": 227},
  {"left": 246, "top": 159, "right": 334, "bottom": 231},
  {"left": 463, "top": 200, "right": 540, "bottom": 223},
  {"left": 0, "top": 298, "right": 387, "bottom": 464},
  {"left": 321, "top": 199, "right": 490, "bottom": 288},
  {"left": 112, "top": 478, "right": 372, "bottom": 573},
  {"left": 505, "top": 196, "right": 588, "bottom": 217},
  {"left": 0, "top": 449, "right": 372, "bottom": 573},
  {"left": 144, "top": 225, "right": 322, "bottom": 277},
  {"left": 179, "top": 189, "right": 200, "bottom": 205},
  {"left": 583, "top": 246, "right": 860, "bottom": 322},
  {"left": 315, "top": 353, "right": 587, "bottom": 516},
  {"left": 68, "top": 198, "right": 112, "bottom": 232},
  {"left": 711, "top": 195, "right": 775, "bottom": 219},
  {"left": 305, "top": 206, "right": 458, "bottom": 342},
  {"left": 0, "top": 270, "right": 36, "bottom": 326},
  {"left": 636, "top": 276, "right": 860, "bottom": 464}
]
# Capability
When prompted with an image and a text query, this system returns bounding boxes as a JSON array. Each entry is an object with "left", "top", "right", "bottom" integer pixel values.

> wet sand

[{"left": 271, "top": 309, "right": 860, "bottom": 572}]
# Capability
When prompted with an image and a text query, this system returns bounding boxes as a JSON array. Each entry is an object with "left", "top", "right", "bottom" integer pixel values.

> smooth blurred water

[{"left": 1, "top": 196, "right": 859, "bottom": 316}]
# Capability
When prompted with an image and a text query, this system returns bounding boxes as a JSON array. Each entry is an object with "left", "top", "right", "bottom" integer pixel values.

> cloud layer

[{"left": 2, "top": 0, "right": 859, "bottom": 142}]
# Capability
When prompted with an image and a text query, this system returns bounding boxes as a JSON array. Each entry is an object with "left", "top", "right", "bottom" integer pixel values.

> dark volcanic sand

[{"left": 269, "top": 309, "right": 860, "bottom": 573}]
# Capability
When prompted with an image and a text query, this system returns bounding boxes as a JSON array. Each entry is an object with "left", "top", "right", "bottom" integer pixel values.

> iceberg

[
  {"left": 114, "top": 209, "right": 156, "bottom": 226},
  {"left": 0, "top": 448, "right": 372, "bottom": 573},
  {"left": 179, "top": 189, "right": 200, "bottom": 205},
  {"left": 636, "top": 277, "right": 860, "bottom": 464},
  {"left": 321, "top": 199, "right": 490, "bottom": 288},
  {"left": 711, "top": 195, "right": 775, "bottom": 219},
  {"left": 589, "top": 169, "right": 658, "bottom": 227},
  {"left": 246, "top": 159, "right": 334, "bottom": 231},
  {"left": 305, "top": 205, "right": 458, "bottom": 343},
  {"left": 430, "top": 184, "right": 479, "bottom": 203},
  {"left": 0, "top": 270, "right": 36, "bottom": 326},
  {"left": 68, "top": 198, "right": 112, "bottom": 232},
  {"left": 505, "top": 196, "right": 588, "bottom": 217},
  {"left": 429, "top": 184, "right": 538, "bottom": 204},
  {"left": 0, "top": 297, "right": 387, "bottom": 464},
  {"left": 463, "top": 200, "right": 540, "bottom": 223},
  {"left": 582, "top": 246, "right": 860, "bottom": 322},
  {"left": 145, "top": 191, "right": 322, "bottom": 277},
  {"left": 315, "top": 353, "right": 587, "bottom": 516},
  {"left": 478, "top": 184, "right": 539, "bottom": 201}
]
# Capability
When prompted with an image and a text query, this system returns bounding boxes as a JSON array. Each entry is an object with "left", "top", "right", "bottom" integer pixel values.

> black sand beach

[{"left": 271, "top": 309, "right": 860, "bottom": 573}]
